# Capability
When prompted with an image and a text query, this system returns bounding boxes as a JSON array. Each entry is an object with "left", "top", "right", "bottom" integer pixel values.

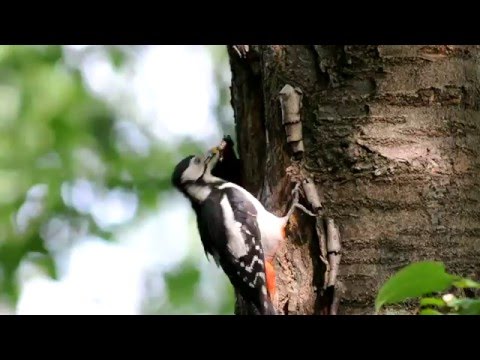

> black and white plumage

[{"left": 172, "top": 149, "right": 285, "bottom": 315}]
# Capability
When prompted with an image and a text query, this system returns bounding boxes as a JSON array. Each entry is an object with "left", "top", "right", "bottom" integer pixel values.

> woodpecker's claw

[
  {"left": 290, "top": 182, "right": 301, "bottom": 212},
  {"left": 294, "top": 202, "right": 317, "bottom": 217},
  {"left": 291, "top": 182, "right": 301, "bottom": 198},
  {"left": 293, "top": 182, "right": 317, "bottom": 217},
  {"left": 283, "top": 181, "right": 316, "bottom": 223}
]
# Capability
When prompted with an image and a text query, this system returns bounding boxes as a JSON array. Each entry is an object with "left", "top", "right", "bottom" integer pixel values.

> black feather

[{"left": 171, "top": 155, "right": 194, "bottom": 190}]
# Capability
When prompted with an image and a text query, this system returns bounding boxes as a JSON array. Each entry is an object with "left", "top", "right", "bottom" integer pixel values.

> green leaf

[
  {"left": 453, "top": 278, "right": 480, "bottom": 289},
  {"left": 0, "top": 45, "right": 235, "bottom": 314},
  {"left": 375, "top": 261, "right": 456, "bottom": 312},
  {"left": 455, "top": 299, "right": 480, "bottom": 315},
  {"left": 420, "top": 297, "right": 445, "bottom": 308},
  {"left": 419, "top": 308, "right": 443, "bottom": 315}
]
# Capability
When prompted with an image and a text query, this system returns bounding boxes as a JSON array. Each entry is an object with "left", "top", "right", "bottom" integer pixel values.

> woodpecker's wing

[
  {"left": 193, "top": 197, "right": 224, "bottom": 263},
  {"left": 198, "top": 186, "right": 274, "bottom": 314}
]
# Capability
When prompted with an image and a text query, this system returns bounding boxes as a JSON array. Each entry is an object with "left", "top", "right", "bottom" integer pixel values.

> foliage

[
  {"left": 375, "top": 261, "right": 480, "bottom": 315},
  {"left": 0, "top": 45, "right": 235, "bottom": 314}
]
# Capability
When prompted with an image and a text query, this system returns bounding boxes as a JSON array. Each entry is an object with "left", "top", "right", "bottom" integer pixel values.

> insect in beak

[
  {"left": 205, "top": 138, "right": 228, "bottom": 164},
  {"left": 205, "top": 146, "right": 220, "bottom": 164}
]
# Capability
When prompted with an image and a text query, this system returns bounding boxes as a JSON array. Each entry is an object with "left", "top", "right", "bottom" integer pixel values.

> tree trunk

[{"left": 227, "top": 45, "right": 480, "bottom": 315}]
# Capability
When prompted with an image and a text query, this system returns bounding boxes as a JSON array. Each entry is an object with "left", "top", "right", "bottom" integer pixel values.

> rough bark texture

[{"left": 227, "top": 45, "right": 480, "bottom": 315}]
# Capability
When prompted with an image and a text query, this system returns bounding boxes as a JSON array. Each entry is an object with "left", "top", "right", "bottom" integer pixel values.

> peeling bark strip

[
  {"left": 315, "top": 216, "right": 329, "bottom": 288},
  {"left": 325, "top": 218, "right": 342, "bottom": 315},
  {"left": 277, "top": 79, "right": 346, "bottom": 310},
  {"left": 279, "top": 84, "right": 305, "bottom": 155},
  {"left": 326, "top": 218, "right": 341, "bottom": 288},
  {"left": 228, "top": 45, "right": 480, "bottom": 315},
  {"left": 278, "top": 81, "right": 343, "bottom": 313},
  {"left": 302, "top": 178, "right": 322, "bottom": 210}
]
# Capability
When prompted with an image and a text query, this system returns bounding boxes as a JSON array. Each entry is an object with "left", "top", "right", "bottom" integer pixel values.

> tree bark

[{"left": 227, "top": 45, "right": 480, "bottom": 315}]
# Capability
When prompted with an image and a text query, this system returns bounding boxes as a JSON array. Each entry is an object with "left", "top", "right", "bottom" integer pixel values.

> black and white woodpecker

[{"left": 171, "top": 143, "right": 311, "bottom": 315}]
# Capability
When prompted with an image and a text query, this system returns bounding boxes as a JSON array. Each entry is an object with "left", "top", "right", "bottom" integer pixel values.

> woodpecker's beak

[{"left": 205, "top": 146, "right": 220, "bottom": 164}]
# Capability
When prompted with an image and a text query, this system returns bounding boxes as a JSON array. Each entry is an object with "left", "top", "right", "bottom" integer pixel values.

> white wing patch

[
  {"left": 218, "top": 182, "right": 285, "bottom": 262},
  {"left": 215, "top": 185, "right": 273, "bottom": 313},
  {"left": 220, "top": 195, "right": 248, "bottom": 258}
]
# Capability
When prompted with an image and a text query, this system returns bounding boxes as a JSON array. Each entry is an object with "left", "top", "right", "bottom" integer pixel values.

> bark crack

[
  {"left": 229, "top": 45, "right": 480, "bottom": 315},
  {"left": 279, "top": 81, "right": 344, "bottom": 315}
]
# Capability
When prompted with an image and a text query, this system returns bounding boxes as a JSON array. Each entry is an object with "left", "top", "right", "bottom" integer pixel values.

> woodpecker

[{"left": 171, "top": 145, "right": 308, "bottom": 315}]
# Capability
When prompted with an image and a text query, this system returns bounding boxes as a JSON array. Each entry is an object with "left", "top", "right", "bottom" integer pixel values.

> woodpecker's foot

[
  {"left": 294, "top": 203, "right": 317, "bottom": 217},
  {"left": 284, "top": 182, "right": 300, "bottom": 220},
  {"left": 283, "top": 182, "right": 317, "bottom": 222},
  {"left": 291, "top": 181, "right": 301, "bottom": 199}
]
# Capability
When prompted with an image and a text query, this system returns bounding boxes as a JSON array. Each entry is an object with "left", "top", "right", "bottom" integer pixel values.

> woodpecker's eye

[{"left": 193, "top": 157, "right": 201, "bottom": 165}]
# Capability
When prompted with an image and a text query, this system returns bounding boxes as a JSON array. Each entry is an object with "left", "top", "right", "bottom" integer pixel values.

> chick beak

[{"left": 218, "top": 140, "right": 228, "bottom": 162}]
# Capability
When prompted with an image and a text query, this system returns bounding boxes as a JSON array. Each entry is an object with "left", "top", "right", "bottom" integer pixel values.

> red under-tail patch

[{"left": 265, "top": 260, "right": 276, "bottom": 299}]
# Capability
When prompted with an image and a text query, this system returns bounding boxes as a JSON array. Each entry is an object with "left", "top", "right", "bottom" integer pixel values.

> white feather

[
  {"left": 181, "top": 160, "right": 204, "bottom": 182},
  {"left": 185, "top": 185, "right": 211, "bottom": 202},
  {"left": 220, "top": 195, "right": 248, "bottom": 258},
  {"left": 218, "top": 183, "right": 285, "bottom": 261},
  {"left": 181, "top": 156, "right": 220, "bottom": 202}
]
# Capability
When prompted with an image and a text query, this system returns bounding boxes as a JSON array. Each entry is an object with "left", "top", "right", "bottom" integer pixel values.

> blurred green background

[{"left": 0, "top": 45, "right": 235, "bottom": 314}]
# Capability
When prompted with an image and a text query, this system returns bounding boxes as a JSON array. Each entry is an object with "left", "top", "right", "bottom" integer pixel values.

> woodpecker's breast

[{"left": 257, "top": 210, "right": 285, "bottom": 261}]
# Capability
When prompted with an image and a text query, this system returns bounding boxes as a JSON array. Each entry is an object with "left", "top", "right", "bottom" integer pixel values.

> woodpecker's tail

[
  {"left": 261, "top": 298, "right": 277, "bottom": 315},
  {"left": 254, "top": 280, "right": 277, "bottom": 315},
  {"left": 235, "top": 289, "right": 277, "bottom": 315}
]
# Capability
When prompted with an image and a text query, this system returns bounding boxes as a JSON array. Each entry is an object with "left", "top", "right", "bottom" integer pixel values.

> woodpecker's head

[{"left": 171, "top": 147, "right": 222, "bottom": 191}]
